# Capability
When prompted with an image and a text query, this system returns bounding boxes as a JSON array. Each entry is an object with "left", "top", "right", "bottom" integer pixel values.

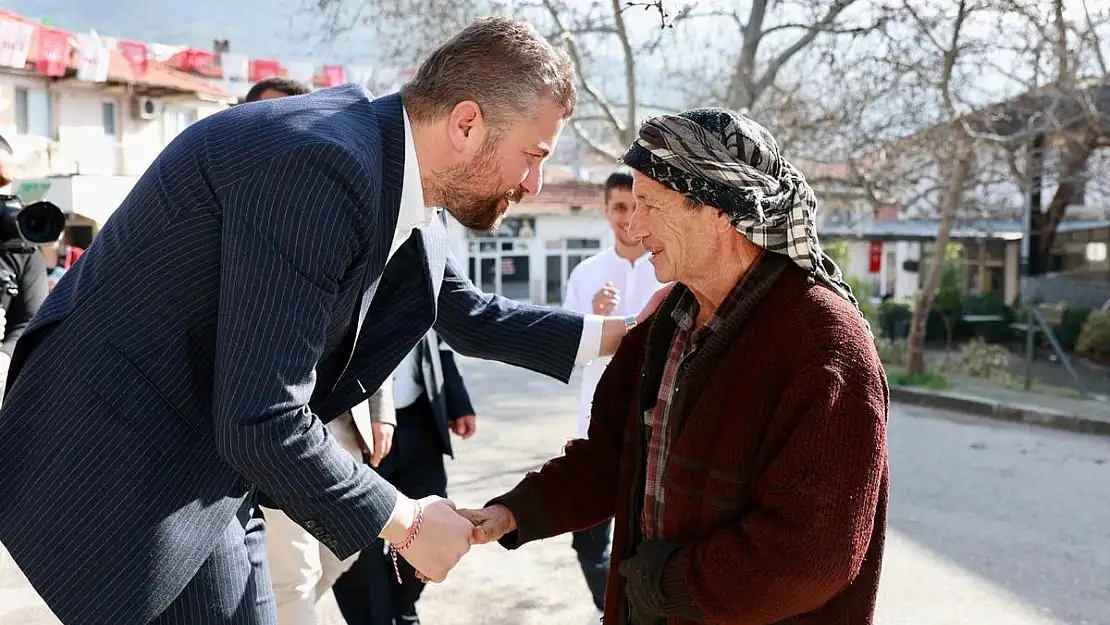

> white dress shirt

[
  {"left": 392, "top": 343, "right": 424, "bottom": 410},
  {"left": 563, "top": 248, "right": 664, "bottom": 437},
  {"left": 389, "top": 107, "right": 606, "bottom": 386}
]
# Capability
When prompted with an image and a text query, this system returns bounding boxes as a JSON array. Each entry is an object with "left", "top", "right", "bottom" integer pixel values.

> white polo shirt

[{"left": 563, "top": 247, "right": 664, "bottom": 438}]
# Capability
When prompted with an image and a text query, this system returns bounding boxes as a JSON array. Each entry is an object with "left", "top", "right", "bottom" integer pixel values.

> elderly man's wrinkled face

[{"left": 627, "top": 171, "right": 723, "bottom": 285}]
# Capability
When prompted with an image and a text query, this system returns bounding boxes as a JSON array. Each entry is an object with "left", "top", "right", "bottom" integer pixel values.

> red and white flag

[
  {"left": 179, "top": 48, "right": 215, "bottom": 72},
  {"left": 321, "top": 64, "right": 346, "bottom": 87},
  {"left": 117, "top": 40, "right": 148, "bottom": 75},
  {"left": 35, "top": 27, "right": 69, "bottom": 77},
  {"left": 250, "top": 58, "right": 282, "bottom": 82},
  {"left": 0, "top": 18, "right": 34, "bottom": 69}
]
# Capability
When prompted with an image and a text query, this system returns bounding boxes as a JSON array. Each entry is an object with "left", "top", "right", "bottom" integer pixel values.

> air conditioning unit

[{"left": 132, "top": 96, "right": 160, "bottom": 121}]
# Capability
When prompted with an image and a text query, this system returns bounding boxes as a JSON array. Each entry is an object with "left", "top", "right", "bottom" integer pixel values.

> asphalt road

[{"left": 3, "top": 356, "right": 1109, "bottom": 625}]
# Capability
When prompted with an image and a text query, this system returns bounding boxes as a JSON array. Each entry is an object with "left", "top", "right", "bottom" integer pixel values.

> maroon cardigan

[{"left": 491, "top": 256, "right": 890, "bottom": 625}]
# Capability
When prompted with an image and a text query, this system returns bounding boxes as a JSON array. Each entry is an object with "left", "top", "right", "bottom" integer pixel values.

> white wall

[
  {"left": 119, "top": 95, "right": 225, "bottom": 176},
  {"left": 530, "top": 213, "right": 614, "bottom": 303},
  {"left": 836, "top": 239, "right": 919, "bottom": 300},
  {"left": 0, "top": 70, "right": 227, "bottom": 179}
]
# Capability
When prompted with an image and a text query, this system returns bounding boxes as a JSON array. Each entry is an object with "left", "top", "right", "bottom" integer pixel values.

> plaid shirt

[{"left": 641, "top": 253, "right": 765, "bottom": 539}]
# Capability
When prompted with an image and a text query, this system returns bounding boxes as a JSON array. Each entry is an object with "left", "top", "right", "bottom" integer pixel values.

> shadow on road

[{"left": 886, "top": 406, "right": 1110, "bottom": 624}]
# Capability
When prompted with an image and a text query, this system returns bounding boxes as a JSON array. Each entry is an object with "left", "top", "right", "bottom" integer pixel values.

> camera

[{"left": 0, "top": 194, "right": 66, "bottom": 252}]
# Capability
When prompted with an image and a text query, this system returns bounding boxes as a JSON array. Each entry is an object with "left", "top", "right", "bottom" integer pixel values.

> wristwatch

[{"left": 623, "top": 315, "right": 639, "bottom": 334}]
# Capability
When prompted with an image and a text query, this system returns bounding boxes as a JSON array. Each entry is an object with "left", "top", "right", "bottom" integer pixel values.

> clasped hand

[{"left": 394, "top": 500, "right": 517, "bottom": 583}]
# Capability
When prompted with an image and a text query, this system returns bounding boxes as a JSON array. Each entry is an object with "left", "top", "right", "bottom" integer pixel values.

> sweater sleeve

[
  {"left": 486, "top": 329, "right": 641, "bottom": 547},
  {"left": 632, "top": 362, "right": 888, "bottom": 624}
]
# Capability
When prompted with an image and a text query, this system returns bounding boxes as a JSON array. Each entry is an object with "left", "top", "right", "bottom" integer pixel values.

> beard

[{"left": 430, "top": 136, "right": 520, "bottom": 232}]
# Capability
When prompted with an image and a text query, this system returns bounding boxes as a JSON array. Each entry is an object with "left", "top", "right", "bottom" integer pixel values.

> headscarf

[{"left": 619, "top": 107, "right": 866, "bottom": 322}]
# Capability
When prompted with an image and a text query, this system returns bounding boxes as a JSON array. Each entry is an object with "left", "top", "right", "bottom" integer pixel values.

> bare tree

[
  {"left": 303, "top": 0, "right": 889, "bottom": 160},
  {"left": 891, "top": 0, "right": 984, "bottom": 376},
  {"left": 986, "top": 0, "right": 1110, "bottom": 274}
]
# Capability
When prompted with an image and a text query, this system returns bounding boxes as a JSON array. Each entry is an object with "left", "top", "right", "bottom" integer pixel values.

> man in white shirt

[{"left": 561, "top": 171, "right": 664, "bottom": 622}]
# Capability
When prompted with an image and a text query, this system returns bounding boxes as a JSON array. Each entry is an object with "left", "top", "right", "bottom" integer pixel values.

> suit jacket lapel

[
  {"left": 335, "top": 93, "right": 407, "bottom": 389},
  {"left": 421, "top": 213, "right": 448, "bottom": 304}
]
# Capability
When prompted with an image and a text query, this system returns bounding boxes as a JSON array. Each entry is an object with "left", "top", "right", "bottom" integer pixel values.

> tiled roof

[
  {"left": 514, "top": 178, "right": 605, "bottom": 216},
  {"left": 0, "top": 9, "right": 231, "bottom": 100}
]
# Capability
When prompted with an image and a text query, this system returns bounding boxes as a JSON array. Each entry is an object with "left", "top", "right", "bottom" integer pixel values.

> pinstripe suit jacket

[{"left": 0, "top": 87, "right": 583, "bottom": 625}]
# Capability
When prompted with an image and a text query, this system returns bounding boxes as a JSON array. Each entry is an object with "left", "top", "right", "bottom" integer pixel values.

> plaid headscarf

[{"left": 620, "top": 107, "right": 866, "bottom": 323}]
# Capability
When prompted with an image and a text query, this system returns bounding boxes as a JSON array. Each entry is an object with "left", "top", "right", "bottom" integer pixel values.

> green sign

[{"left": 15, "top": 181, "right": 52, "bottom": 203}]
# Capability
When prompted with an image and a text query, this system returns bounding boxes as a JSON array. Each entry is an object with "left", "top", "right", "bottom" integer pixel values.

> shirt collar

[
  {"left": 606, "top": 247, "right": 653, "bottom": 267},
  {"left": 399, "top": 106, "right": 438, "bottom": 229},
  {"left": 671, "top": 250, "right": 767, "bottom": 335}
]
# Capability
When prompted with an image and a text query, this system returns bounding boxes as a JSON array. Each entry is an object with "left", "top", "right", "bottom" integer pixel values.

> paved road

[{"left": 3, "top": 356, "right": 1109, "bottom": 625}]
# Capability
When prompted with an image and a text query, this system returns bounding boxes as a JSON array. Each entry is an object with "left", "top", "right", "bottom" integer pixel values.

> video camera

[
  {"left": 0, "top": 194, "right": 66, "bottom": 253},
  {"left": 0, "top": 195, "right": 65, "bottom": 311}
]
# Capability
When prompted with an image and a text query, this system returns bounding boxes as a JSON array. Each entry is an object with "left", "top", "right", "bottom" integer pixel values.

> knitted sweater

[{"left": 491, "top": 255, "right": 890, "bottom": 625}]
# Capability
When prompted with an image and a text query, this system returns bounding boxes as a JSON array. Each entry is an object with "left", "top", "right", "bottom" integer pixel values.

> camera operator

[{"left": 0, "top": 157, "right": 50, "bottom": 391}]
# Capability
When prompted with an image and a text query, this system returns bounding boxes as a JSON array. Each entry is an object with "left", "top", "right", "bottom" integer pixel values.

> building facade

[
  {"left": 462, "top": 176, "right": 617, "bottom": 305},
  {"left": 0, "top": 8, "right": 234, "bottom": 263}
]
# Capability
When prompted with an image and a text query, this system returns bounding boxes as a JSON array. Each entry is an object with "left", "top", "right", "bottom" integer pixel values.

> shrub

[
  {"left": 943, "top": 338, "right": 1017, "bottom": 385},
  {"left": 1076, "top": 310, "right": 1110, "bottom": 359},
  {"left": 878, "top": 299, "right": 913, "bottom": 339},
  {"left": 846, "top": 277, "right": 878, "bottom": 329},
  {"left": 875, "top": 337, "right": 908, "bottom": 367},
  {"left": 959, "top": 292, "right": 1015, "bottom": 343},
  {"left": 1056, "top": 307, "right": 1091, "bottom": 352}
]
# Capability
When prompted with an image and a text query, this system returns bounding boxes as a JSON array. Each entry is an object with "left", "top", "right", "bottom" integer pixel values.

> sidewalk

[{"left": 889, "top": 374, "right": 1110, "bottom": 436}]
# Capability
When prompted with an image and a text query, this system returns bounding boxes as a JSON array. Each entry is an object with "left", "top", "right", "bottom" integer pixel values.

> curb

[{"left": 889, "top": 386, "right": 1110, "bottom": 437}]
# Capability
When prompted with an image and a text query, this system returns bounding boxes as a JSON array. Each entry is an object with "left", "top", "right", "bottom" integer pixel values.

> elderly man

[{"left": 460, "top": 108, "right": 889, "bottom": 625}]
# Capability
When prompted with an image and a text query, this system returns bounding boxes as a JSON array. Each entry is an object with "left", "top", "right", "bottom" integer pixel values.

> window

[
  {"left": 566, "top": 238, "right": 601, "bottom": 250},
  {"left": 163, "top": 107, "right": 198, "bottom": 144},
  {"left": 542, "top": 238, "right": 602, "bottom": 304},
  {"left": 14, "top": 87, "right": 53, "bottom": 138},
  {"left": 101, "top": 101, "right": 117, "bottom": 136}
]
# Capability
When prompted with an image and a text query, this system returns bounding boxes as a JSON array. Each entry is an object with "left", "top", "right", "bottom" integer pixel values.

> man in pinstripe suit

[{"left": 0, "top": 17, "right": 653, "bottom": 625}]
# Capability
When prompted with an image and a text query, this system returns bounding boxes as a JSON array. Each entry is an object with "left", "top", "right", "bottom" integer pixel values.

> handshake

[{"left": 379, "top": 495, "right": 518, "bottom": 583}]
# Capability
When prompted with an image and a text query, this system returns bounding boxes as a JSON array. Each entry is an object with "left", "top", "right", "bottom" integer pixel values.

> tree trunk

[
  {"left": 1036, "top": 123, "right": 1105, "bottom": 265},
  {"left": 906, "top": 141, "right": 975, "bottom": 375}
]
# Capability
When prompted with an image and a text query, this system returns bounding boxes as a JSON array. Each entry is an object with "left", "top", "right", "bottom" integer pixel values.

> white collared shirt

[
  {"left": 390, "top": 106, "right": 606, "bottom": 384},
  {"left": 389, "top": 109, "right": 440, "bottom": 262},
  {"left": 563, "top": 248, "right": 664, "bottom": 437}
]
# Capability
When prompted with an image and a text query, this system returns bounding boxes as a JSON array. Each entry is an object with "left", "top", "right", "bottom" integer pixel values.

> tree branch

[
  {"left": 542, "top": 0, "right": 626, "bottom": 138},
  {"left": 570, "top": 119, "right": 622, "bottom": 161},
  {"left": 609, "top": 0, "right": 639, "bottom": 144},
  {"left": 1081, "top": 0, "right": 1109, "bottom": 77}
]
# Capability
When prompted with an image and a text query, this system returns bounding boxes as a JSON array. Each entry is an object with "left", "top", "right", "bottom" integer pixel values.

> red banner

[
  {"left": 868, "top": 241, "right": 883, "bottom": 274},
  {"left": 321, "top": 64, "right": 346, "bottom": 87},
  {"left": 35, "top": 28, "right": 69, "bottom": 77},
  {"left": 180, "top": 49, "right": 215, "bottom": 72},
  {"left": 117, "top": 40, "right": 148, "bottom": 75},
  {"left": 250, "top": 59, "right": 282, "bottom": 82}
]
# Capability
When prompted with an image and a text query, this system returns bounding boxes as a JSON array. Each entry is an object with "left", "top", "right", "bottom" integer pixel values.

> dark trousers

[
  {"left": 572, "top": 518, "right": 613, "bottom": 612},
  {"left": 332, "top": 399, "right": 448, "bottom": 625},
  {"left": 151, "top": 497, "right": 275, "bottom": 624}
]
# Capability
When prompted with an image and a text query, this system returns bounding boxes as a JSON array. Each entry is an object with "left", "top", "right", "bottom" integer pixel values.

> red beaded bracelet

[{"left": 389, "top": 500, "right": 425, "bottom": 584}]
